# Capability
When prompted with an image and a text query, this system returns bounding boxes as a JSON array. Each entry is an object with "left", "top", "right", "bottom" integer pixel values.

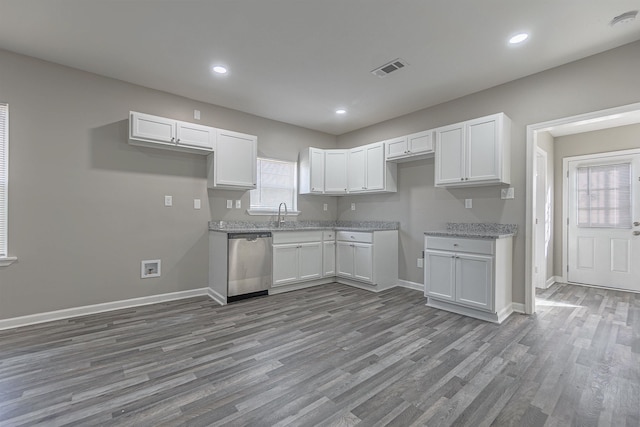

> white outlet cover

[
  {"left": 164, "top": 195, "right": 173, "bottom": 207},
  {"left": 235, "top": 200, "right": 241, "bottom": 209},
  {"left": 194, "top": 109, "right": 201, "bottom": 120},
  {"left": 194, "top": 199, "right": 201, "bottom": 209},
  {"left": 417, "top": 258, "right": 424, "bottom": 268},
  {"left": 465, "top": 199, "right": 472, "bottom": 209},
  {"left": 226, "top": 200, "right": 233, "bottom": 209},
  {"left": 351, "top": 203, "right": 356, "bottom": 210},
  {"left": 323, "top": 203, "right": 328, "bottom": 211}
]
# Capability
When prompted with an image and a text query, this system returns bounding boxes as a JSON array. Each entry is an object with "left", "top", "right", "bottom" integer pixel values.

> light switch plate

[
  {"left": 235, "top": 200, "right": 241, "bottom": 209},
  {"left": 164, "top": 195, "right": 173, "bottom": 207},
  {"left": 194, "top": 199, "right": 201, "bottom": 209},
  {"left": 417, "top": 258, "right": 424, "bottom": 268},
  {"left": 501, "top": 187, "right": 515, "bottom": 199},
  {"left": 351, "top": 203, "right": 356, "bottom": 211},
  {"left": 323, "top": 203, "right": 328, "bottom": 211},
  {"left": 226, "top": 200, "right": 233, "bottom": 209},
  {"left": 194, "top": 109, "right": 201, "bottom": 120},
  {"left": 465, "top": 199, "right": 472, "bottom": 209}
]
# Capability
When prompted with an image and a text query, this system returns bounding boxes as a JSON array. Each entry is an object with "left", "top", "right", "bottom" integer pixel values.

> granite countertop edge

[
  {"left": 208, "top": 220, "right": 400, "bottom": 233},
  {"left": 423, "top": 230, "right": 515, "bottom": 239},
  {"left": 424, "top": 222, "right": 518, "bottom": 240}
]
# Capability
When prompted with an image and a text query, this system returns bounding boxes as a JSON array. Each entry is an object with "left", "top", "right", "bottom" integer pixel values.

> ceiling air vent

[{"left": 371, "top": 58, "right": 408, "bottom": 78}]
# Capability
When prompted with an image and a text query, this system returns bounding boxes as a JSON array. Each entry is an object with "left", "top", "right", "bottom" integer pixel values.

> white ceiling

[{"left": 1, "top": 1, "right": 639, "bottom": 135}]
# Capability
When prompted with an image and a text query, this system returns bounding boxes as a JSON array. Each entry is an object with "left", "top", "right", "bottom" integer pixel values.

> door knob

[
  {"left": 634, "top": 221, "right": 640, "bottom": 227},
  {"left": 634, "top": 231, "right": 640, "bottom": 236}
]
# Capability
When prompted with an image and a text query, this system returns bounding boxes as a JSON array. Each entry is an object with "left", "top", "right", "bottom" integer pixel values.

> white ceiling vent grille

[{"left": 371, "top": 58, "right": 409, "bottom": 78}]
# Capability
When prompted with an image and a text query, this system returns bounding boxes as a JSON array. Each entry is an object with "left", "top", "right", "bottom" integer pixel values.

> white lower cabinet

[
  {"left": 336, "top": 230, "right": 397, "bottom": 287},
  {"left": 272, "top": 232, "right": 322, "bottom": 287},
  {"left": 424, "top": 235, "right": 512, "bottom": 323},
  {"left": 322, "top": 231, "right": 336, "bottom": 277}
]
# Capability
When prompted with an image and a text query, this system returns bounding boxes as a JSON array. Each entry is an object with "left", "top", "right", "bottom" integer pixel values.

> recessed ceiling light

[
  {"left": 335, "top": 109, "right": 347, "bottom": 115},
  {"left": 212, "top": 66, "right": 228, "bottom": 74},
  {"left": 611, "top": 10, "right": 638, "bottom": 26},
  {"left": 508, "top": 33, "right": 529, "bottom": 45}
]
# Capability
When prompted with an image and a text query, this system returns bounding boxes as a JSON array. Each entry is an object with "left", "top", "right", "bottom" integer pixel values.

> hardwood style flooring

[{"left": 0, "top": 282, "right": 638, "bottom": 426}]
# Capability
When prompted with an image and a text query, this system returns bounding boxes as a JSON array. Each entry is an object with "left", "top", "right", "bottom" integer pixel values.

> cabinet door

[
  {"left": 353, "top": 243, "right": 373, "bottom": 283},
  {"left": 336, "top": 242, "right": 354, "bottom": 278},
  {"left": 325, "top": 150, "right": 348, "bottom": 193},
  {"left": 215, "top": 129, "right": 257, "bottom": 189},
  {"left": 309, "top": 148, "right": 325, "bottom": 193},
  {"left": 273, "top": 244, "right": 299, "bottom": 286},
  {"left": 456, "top": 253, "right": 493, "bottom": 311},
  {"left": 407, "top": 130, "right": 434, "bottom": 155},
  {"left": 435, "top": 123, "right": 465, "bottom": 185},
  {"left": 424, "top": 250, "right": 455, "bottom": 301},
  {"left": 385, "top": 136, "right": 408, "bottom": 160},
  {"left": 466, "top": 116, "right": 500, "bottom": 183},
  {"left": 365, "top": 143, "right": 385, "bottom": 191},
  {"left": 130, "top": 112, "right": 176, "bottom": 144},
  {"left": 299, "top": 242, "right": 323, "bottom": 281},
  {"left": 323, "top": 241, "right": 336, "bottom": 276},
  {"left": 348, "top": 147, "right": 367, "bottom": 192},
  {"left": 176, "top": 121, "right": 214, "bottom": 150}
]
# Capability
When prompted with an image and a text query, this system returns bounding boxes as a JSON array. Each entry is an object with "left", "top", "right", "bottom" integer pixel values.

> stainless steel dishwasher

[{"left": 227, "top": 232, "right": 272, "bottom": 302}]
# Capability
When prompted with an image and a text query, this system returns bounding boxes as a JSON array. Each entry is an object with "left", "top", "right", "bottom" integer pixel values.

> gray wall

[
  {"left": 336, "top": 41, "right": 640, "bottom": 304},
  {"left": 536, "top": 131, "right": 555, "bottom": 282},
  {"left": 552, "top": 123, "right": 640, "bottom": 277},
  {"left": 0, "top": 48, "right": 335, "bottom": 319}
]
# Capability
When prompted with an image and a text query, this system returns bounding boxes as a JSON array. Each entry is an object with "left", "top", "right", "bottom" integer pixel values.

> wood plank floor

[{"left": 0, "top": 282, "right": 638, "bottom": 426}]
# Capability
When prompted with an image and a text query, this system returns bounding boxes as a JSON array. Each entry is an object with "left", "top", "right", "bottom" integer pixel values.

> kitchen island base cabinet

[{"left": 424, "top": 235, "right": 513, "bottom": 323}]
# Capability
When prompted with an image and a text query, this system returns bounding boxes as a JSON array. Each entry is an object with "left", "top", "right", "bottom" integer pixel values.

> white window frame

[
  {"left": 0, "top": 103, "right": 16, "bottom": 266},
  {"left": 248, "top": 157, "right": 300, "bottom": 216}
]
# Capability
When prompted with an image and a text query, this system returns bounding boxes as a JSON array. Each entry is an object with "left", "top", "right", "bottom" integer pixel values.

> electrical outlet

[
  {"left": 417, "top": 258, "right": 424, "bottom": 268},
  {"left": 194, "top": 109, "right": 201, "bottom": 120},
  {"left": 226, "top": 200, "right": 233, "bottom": 209},
  {"left": 194, "top": 199, "right": 201, "bottom": 209},
  {"left": 164, "top": 195, "right": 172, "bottom": 207},
  {"left": 323, "top": 203, "right": 328, "bottom": 211},
  {"left": 351, "top": 203, "right": 356, "bottom": 211},
  {"left": 235, "top": 200, "right": 241, "bottom": 209},
  {"left": 465, "top": 199, "right": 472, "bottom": 209},
  {"left": 501, "top": 187, "right": 515, "bottom": 199}
]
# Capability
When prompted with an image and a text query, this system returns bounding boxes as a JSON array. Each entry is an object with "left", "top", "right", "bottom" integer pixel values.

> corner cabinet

[
  {"left": 434, "top": 113, "right": 511, "bottom": 187},
  {"left": 129, "top": 111, "right": 214, "bottom": 154},
  {"left": 424, "top": 235, "right": 513, "bottom": 323},
  {"left": 207, "top": 129, "right": 257, "bottom": 190}
]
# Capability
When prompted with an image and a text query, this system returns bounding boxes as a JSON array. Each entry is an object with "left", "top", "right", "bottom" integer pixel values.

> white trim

[
  {"left": 525, "top": 101, "right": 640, "bottom": 317},
  {"left": 512, "top": 302, "right": 526, "bottom": 314},
  {"left": 534, "top": 147, "right": 548, "bottom": 291},
  {"left": 0, "top": 256, "right": 17, "bottom": 267},
  {"left": 0, "top": 288, "right": 211, "bottom": 331},
  {"left": 207, "top": 288, "right": 227, "bottom": 306},
  {"left": 397, "top": 279, "right": 423, "bottom": 291},
  {"left": 425, "top": 298, "right": 513, "bottom": 324}
]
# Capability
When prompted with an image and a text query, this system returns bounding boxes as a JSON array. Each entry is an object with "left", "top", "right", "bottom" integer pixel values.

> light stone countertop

[
  {"left": 209, "top": 220, "right": 399, "bottom": 233},
  {"left": 424, "top": 223, "right": 517, "bottom": 239}
]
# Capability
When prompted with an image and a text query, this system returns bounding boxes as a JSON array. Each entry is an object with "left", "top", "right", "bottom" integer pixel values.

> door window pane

[{"left": 577, "top": 163, "right": 631, "bottom": 228}]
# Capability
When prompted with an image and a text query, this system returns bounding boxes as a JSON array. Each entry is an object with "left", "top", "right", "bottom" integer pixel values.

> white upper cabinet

[
  {"left": 299, "top": 148, "right": 325, "bottom": 194},
  {"left": 324, "top": 150, "right": 348, "bottom": 194},
  {"left": 129, "top": 111, "right": 214, "bottom": 153},
  {"left": 347, "top": 147, "right": 366, "bottom": 192},
  {"left": 386, "top": 130, "right": 434, "bottom": 162},
  {"left": 208, "top": 129, "right": 257, "bottom": 190},
  {"left": 434, "top": 113, "right": 511, "bottom": 187},
  {"left": 348, "top": 142, "right": 395, "bottom": 193}
]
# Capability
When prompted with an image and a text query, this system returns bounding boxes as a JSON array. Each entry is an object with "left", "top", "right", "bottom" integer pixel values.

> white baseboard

[
  {"left": 546, "top": 276, "right": 561, "bottom": 288},
  {"left": 512, "top": 302, "right": 526, "bottom": 314},
  {"left": 0, "top": 288, "right": 212, "bottom": 331},
  {"left": 397, "top": 279, "right": 423, "bottom": 292},
  {"left": 207, "top": 288, "right": 226, "bottom": 306}
]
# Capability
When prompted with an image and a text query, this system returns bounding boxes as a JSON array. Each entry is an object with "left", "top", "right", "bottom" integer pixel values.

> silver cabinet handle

[
  {"left": 171, "top": 137, "right": 175, "bottom": 142},
  {"left": 176, "top": 138, "right": 180, "bottom": 143},
  {"left": 453, "top": 243, "right": 458, "bottom": 247},
  {"left": 460, "top": 178, "right": 464, "bottom": 181}
]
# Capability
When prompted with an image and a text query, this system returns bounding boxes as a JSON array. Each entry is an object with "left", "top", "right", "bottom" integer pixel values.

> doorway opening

[{"left": 525, "top": 102, "right": 640, "bottom": 314}]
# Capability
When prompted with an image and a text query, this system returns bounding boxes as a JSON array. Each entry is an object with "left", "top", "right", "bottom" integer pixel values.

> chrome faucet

[{"left": 277, "top": 202, "right": 288, "bottom": 227}]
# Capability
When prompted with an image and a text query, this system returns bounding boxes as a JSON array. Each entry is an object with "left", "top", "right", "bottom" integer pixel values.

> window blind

[
  {"left": 577, "top": 162, "right": 631, "bottom": 229},
  {"left": 250, "top": 158, "right": 297, "bottom": 211},
  {"left": 0, "top": 103, "right": 7, "bottom": 256}
]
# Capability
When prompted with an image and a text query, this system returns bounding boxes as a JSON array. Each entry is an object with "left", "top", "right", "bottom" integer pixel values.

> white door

[
  {"left": 336, "top": 242, "right": 354, "bottom": 277},
  {"left": 567, "top": 151, "right": 640, "bottom": 291},
  {"left": 424, "top": 250, "right": 455, "bottom": 301},
  {"left": 325, "top": 150, "right": 348, "bottom": 194},
  {"left": 353, "top": 243, "right": 373, "bottom": 283},
  {"left": 456, "top": 253, "right": 493, "bottom": 311},
  {"left": 323, "top": 241, "right": 335, "bottom": 276},
  {"left": 299, "top": 242, "right": 322, "bottom": 281},
  {"left": 215, "top": 130, "right": 257, "bottom": 188},
  {"left": 348, "top": 147, "right": 366, "bottom": 192},
  {"left": 365, "top": 143, "right": 384, "bottom": 191},
  {"left": 272, "top": 244, "right": 299, "bottom": 286}
]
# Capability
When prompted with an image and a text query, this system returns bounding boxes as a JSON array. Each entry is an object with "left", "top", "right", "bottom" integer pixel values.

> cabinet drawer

[
  {"left": 426, "top": 236, "right": 494, "bottom": 255},
  {"left": 323, "top": 231, "right": 335, "bottom": 240},
  {"left": 273, "top": 231, "right": 323, "bottom": 244},
  {"left": 336, "top": 231, "right": 373, "bottom": 243}
]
